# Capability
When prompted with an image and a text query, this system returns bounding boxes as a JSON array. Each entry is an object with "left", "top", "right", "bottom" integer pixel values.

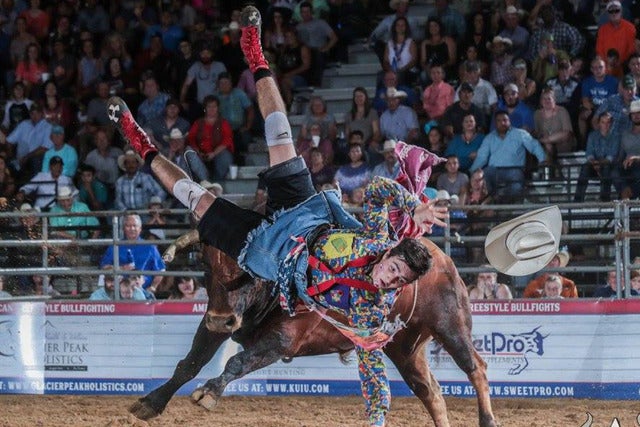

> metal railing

[{"left": 0, "top": 201, "right": 639, "bottom": 299}]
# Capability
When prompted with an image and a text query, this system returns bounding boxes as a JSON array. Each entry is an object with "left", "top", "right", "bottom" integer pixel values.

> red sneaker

[
  {"left": 107, "top": 96, "right": 158, "bottom": 159},
  {"left": 240, "top": 6, "right": 269, "bottom": 73}
]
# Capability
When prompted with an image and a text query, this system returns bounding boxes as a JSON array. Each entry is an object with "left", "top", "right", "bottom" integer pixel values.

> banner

[{"left": 0, "top": 300, "right": 639, "bottom": 399}]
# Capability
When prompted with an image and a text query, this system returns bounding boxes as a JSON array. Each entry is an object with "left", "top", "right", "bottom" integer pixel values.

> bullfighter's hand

[{"left": 413, "top": 199, "right": 448, "bottom": 229}]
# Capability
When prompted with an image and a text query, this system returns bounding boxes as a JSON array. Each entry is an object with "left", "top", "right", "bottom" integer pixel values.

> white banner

[{"left": 0, "top": 300, "right": 639, "bottom": 399}]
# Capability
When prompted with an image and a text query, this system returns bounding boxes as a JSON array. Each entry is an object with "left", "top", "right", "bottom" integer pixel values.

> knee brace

[
  {"left": 173, "top": 179, "right": 208, "bottom": 212},
  {"left": 264, "top": 111, "right": 293, "bottom": 147}
]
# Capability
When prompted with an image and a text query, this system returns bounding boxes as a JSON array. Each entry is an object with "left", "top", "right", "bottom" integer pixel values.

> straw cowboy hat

[
  {"left": 200, "top": 180, "right": 224, "bottom": 195},
  {"left": 163, "top": 128, "right": 188, "bottom": 142},
  {"left": 485, "top": 206, "right": 562, "bottom": 276},
  {"left": 56, "top": 186, "right": 78, "bottom": 200},
  {"left": 554, "top": 248, "right": 570, "bottom": 267},
  {"left": 117, "top": 150, "right": 144, "bottom": 171}
]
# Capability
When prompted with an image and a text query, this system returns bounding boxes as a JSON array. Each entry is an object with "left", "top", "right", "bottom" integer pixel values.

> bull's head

[{"left": 202, "top": 246, "right": 272, "bottom": 333}]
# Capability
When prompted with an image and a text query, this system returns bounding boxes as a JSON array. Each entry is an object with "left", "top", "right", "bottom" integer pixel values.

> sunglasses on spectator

[{"left": 608, "top": 9, "right": 621, "bottom": 14}]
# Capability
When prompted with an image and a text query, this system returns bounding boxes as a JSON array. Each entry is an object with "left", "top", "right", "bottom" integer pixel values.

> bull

[{"left": 129, "top": 231, "right": 497, "bottom": 427}]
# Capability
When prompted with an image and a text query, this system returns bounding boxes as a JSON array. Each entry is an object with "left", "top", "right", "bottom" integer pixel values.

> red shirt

[{"left": 187, "top": 117, "right": 234, "bottom": 154}]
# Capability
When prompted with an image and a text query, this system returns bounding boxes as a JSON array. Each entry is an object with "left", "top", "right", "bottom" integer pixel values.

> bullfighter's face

[{"left": 372, "top": 252, "right": 418, "bottom": 290}]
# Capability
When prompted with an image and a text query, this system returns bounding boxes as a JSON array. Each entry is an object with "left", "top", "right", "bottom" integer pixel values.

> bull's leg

[
  {"left": 434, "top": 327, "right": 497, "bottom": 427},
  {"left": 191, "top": 332, "right": 286, "bottom": 411},
  {"left": 385, "top": 342, "right": 450, "bottom": 427},
  {"left": 129, "top": 318, "right": 230, "bottom": 420}
]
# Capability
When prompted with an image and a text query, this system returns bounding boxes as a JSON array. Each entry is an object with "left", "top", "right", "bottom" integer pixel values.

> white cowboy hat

[
  {"left": 435, "top": 189, "right": 459, "bottom": 204},
  {"left": 630, "top": 99, "right": 640, "bottom": 114},
  {"left": 200, "top": 180, "right": 224, "bottom": 193},
  {"left": 117, "top": 150, "right": 144, "bottom": 171},
  {"left": 19, "top": 203, "right": 40, "bottom": 213},
  {"left": 379, "top": 139, "right": 397, "bottom": 153},
  {"left": 485, "top": 206, "right": 562, "bottom": 276},
  {"left": 56, "top": 186, "right": 78, "bottom": 200},
  {"left": 163, "top": 128, "right": 188, "bottom": 141},
  {"left": 555, "top": 248, "right": 570, "bottom": 267},
  {"left": 386, "top": 87, "right": 408, "bottom": 99}
]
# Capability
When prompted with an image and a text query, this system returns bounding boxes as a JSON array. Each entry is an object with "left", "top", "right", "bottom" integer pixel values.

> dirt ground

[{"left": 0, "top": 395, "right": 638, "bottom": 427}]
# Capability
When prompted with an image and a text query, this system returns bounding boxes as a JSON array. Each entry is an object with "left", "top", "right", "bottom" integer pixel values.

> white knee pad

[
  {"left": 173, "top": 179, "right": 208, "bottom": 212},
  {"left": 265, "top": 111, "right": 293, "bottom": 147}
]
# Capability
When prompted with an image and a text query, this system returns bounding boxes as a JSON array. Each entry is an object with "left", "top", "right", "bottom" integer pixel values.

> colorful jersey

[{"left": 309, "top": 176, "right": 419, "bottom": 426}]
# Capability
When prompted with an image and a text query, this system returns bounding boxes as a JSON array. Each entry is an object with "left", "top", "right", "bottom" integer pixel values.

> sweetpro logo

[{"left": 472, "top": 326, "right": 548, "bottom": 375}]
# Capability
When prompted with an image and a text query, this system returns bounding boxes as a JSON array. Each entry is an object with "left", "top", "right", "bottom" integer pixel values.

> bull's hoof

[
  {"left": 191, "top": 387, "right": 219, "bottom": 411},
  {"left": 129, "top": 399, "right": 161, "bottom": 420}
]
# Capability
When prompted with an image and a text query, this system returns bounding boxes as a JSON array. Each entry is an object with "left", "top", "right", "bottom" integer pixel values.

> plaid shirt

[
  {"left": 528, "top": 21, "right": 585, "bottom": 60},
  {"left": 114, "top": 171, "right": 166, "bottom": 210},
  {"left": 137, "top": 92, "right": 170, "bottom": 128}
]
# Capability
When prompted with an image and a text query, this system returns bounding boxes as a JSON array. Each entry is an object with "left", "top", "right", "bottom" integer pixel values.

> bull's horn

[
  {"left": 636, "top": 413, "right": 640, "bottom": 426},
  {"left": 580, "top": 413, "right": 593, "bottom": 427}
]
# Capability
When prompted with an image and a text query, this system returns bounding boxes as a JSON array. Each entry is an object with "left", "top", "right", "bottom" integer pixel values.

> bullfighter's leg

[
  {"left": 384, "top": 339, "right": 450, "bottom": 427},
  {"left": 190, "top": 331, "right": 289, "bottom": 410},
  {"left": 130, "top": 317, "right": 230, "bottom": 420},
  {"left": 240, "top": 5, "right": 297, "bottom": 167}
]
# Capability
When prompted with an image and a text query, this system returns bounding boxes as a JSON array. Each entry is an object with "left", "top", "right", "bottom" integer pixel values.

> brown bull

[{"left": 130, "top": 232, "right": 497, "bottom": 427}]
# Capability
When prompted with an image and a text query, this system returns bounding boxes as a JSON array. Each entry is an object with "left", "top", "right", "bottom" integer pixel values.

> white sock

[
  {"left": 265, "top": 111, "right": 293, "bottom": 147},
  {"left": 173, "top": 179, "right": 207, "bottom": 212}
]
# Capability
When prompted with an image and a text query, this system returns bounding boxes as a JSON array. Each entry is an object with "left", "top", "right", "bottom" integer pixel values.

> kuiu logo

[
  {"left": 580, "top": 412, "right": 640, "bottom": 426},
  {"left": 472, "top": 326, "right": 548, "bottom": 375}
]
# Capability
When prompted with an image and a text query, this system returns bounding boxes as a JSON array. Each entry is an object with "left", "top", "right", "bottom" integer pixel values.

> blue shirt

[
  {"left": 6, "top": 118, "right": 53, "bottom": 163},
  {"left": 144, "top": 25, "right": 185, "bottom": 52},
  {"left": 445, "top": 133, "right": 485, "bottom": 173},
  {"left": 594, "top": 94, "right": 638, "bottom": 138},
  {"left": 214, "top": 88, "right": 252, "bottom": 130},
  {"left": 470, "top": 128, "right": 546, "bottom": 172},
  {"left": 585, "top": 130, "right": 620, "bottom": 163},
  {"left": 99, "top": 238, "right": 166, "bottom": 289},
  {"left": 492, "top": 100, "right": 535, "bottom": 132},
  {"left": 42, "top": 144, "right": 78, "bottom": 177},
  {"left": 89, "top": 286, "right": 147, "bottom": 301},
  {"left": 581, "top": 75, "right": 619, "bottom": 106},
  {"left": 137, "top": 92, "right": 170, "bottom": 128}
]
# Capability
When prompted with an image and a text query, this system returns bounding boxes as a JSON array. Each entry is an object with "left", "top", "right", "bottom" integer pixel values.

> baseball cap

[{"left": 51, "top": 125, "right": 64, "bottom": 135}]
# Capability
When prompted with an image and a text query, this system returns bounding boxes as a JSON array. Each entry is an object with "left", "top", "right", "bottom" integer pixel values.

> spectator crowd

[{"left": 0, "top": 0, "right": 639, "bottom": 300}]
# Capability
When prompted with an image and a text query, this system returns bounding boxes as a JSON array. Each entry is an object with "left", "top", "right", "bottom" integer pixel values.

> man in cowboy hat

[
  {"left": 49, "top": 185, "right": 100, "bottom": 239},
  {"left": 114, "top": 150, "right": 165, "bottom": 211},
  {"left": 523, "top": 248, "right": 578, "bottom": 298},
  {"left": 148, "top": 98, "right": 191, "bottom": 154},
  {"left": 371, "top": 139, "right": 400, "bottom": 179},
  {"left": 499, "top": 5, "right": 529, "bottom": 59},
  {"left": 379, "top": 87, "right": 419, "bottom": 144},
  {"left": 488, "top": 36, "right": 514, "bottom": 89},
  {"left": 165, "top": 128, "right": 210, "bottom": 183}
]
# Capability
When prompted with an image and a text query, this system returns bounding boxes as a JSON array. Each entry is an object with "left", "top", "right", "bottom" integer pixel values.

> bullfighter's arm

[{"left": 163, "top": 229, "right": 200, "bottom": 263}]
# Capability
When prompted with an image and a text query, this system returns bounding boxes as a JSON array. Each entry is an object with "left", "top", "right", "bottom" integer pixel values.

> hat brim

[
  {"left": 117, "top": 153, "right": 144, "bottom": 171},
  {"left": 485, "top": 206, "right": 562, "bottom": 276}
]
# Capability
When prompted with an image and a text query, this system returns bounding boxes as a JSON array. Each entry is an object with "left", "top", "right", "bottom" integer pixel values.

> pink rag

[{"left": 388, "top": 141, "right": 445, "bottom": 238}]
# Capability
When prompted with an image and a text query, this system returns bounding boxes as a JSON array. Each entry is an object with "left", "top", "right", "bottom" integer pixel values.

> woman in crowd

[
  {"left": 296, "top": 122, "right": 334, "bottom": 167},
  {"left": 334, "top": 142, "right": 370, "bottom": 199},
  {"left": 534, "top": 87, "right": 575, "bottom": 176},
  {"left": 421, "top": 16, "right": 456, "bottom": 82},
  {"left": 263, "top": 7, "right": 290, "bottom": 57},
  {"left": 9, "top": 17, "right": 36, "bottom": 71},
  {"left": 464, "top": 12, "right": 491, "bottom": 64},
  {"left": 15, "top": 42, "right": 48, "bottom": 96},
  {"left": 40, "top": 80, "right": 73, "bottom": 129},
  {"left": 1, "top": 82, "right": 33, "bottom": 133},
  {"left": 298, "top": 95, "right": 337, "bottom": 143},
  {"left": 101, "top": 32, "right": 132, "bottom": 72},
  {"left": 383, "top": 16, "right": 418, "bottom": 86},
  {"left": 308, "top": 148, "right": 336, "bottom": 192},
  {"left": 168, "top": 274, "right": 207, "bottom": 300},
  {"left": 344, "top": 86, "right": 381, "bottom": 153},
  {"left": 445, "top": 114, "right": 485, "bottom": 174}
]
